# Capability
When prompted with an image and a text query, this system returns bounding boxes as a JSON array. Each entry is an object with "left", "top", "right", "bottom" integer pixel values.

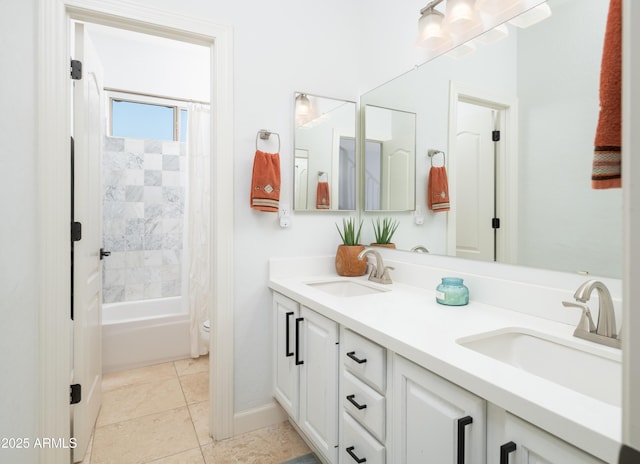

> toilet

[{"left": 200, "top": 320, "right": 211, "bottom": 353}]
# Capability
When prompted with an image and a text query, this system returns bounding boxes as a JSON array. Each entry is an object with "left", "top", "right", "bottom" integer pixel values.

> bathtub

[{"left": 102, "top": 296, "right": 191, "bottom": 373}]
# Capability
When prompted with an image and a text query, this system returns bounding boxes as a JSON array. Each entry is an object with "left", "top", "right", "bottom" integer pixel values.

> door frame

[
  {"left": 447, "top": 81, "right": 519, "bottom": 264},
  {"left": 37, "top": 2, "right": 234, "bottom": 462}
]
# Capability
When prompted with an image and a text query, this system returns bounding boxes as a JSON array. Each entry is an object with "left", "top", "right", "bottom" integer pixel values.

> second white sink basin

[
  {"left": 457, "top": 328, "right": 622, "bottom": 407},
  {"left": 306, "top": 280, "right": 388, "bottom": 297}
]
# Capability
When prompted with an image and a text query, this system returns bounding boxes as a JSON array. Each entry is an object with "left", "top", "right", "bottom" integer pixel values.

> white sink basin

[
  {"left": 457, "top": 329, "right": 622, "bottom": 407},
  {"left": 305, "top": 280, "right": 388, "bottom": 297}
]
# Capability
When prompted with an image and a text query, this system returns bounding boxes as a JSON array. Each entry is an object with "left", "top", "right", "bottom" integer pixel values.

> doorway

[
  {"left": 38, "top": 4, "right": 234, "bottom": 463},
  {"left": 447, "top": 82, "right": 519, "bottom": 264}
]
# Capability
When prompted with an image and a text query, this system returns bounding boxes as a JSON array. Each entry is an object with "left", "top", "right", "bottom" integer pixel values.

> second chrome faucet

[{"left": 358, "top": 248, "right": 394, "bottom": 284}]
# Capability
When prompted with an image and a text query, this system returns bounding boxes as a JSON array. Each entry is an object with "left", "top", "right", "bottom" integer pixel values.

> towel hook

[
  {"left": 256, "top": 129, "right": 280, "bottom": 153},
  {"left": 428, "top": 149, "right": 446, "bottom": 167}
]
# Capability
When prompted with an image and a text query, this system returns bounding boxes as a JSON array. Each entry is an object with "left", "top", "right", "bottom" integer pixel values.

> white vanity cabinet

[
  {"left": 272, "top": 292, "right": 339, "bottom": 464},
  {"left": 392, "top": 354, "right": 486, "bottom": 464},
  {"left": 487, "top": 405, "right": 606, "bottom": 464},
  {"left": 340, "top": 329, "right": 388, "bottom": 464}
]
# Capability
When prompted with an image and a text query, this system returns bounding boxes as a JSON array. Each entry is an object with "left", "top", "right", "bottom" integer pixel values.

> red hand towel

[
  {"left": 592, "top": 0, "right": 622, "bottom": 189},
  {"left": 250, "top": 150, "right": 280, "bottom": 212},
  {"left": 316, "top": 181, "right": 330, "bottom": 209},
  {"left": 428, "top": 166, "right": 450, "bottom": 212}
]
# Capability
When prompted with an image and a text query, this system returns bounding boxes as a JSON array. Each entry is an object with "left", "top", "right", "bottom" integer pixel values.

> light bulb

[{"left": 445, "top": 0, "right": 483, "bottom": 36}]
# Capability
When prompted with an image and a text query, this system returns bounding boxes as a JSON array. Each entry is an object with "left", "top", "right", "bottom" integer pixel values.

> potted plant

[
  {"left": 335, "top": 217, "right": 367, "bottom": 277},
  {"left": 371, "top": 217, "right": 399, "bottom": 249}
]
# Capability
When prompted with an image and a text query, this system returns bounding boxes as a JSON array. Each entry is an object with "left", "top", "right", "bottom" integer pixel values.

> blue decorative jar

[{"left": 435, "top": 277, "right": 469, "bottom": 306}]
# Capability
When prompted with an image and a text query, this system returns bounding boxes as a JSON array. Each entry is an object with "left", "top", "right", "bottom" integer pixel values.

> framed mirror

[
  {"left": 293, "top": 92, "right": 357, "bottom": 211},
  {"left": 359, "top": 0, "right": 622, "bottom": 278},
  {"left": 363, "top": 105, "right": 417, "bottom": 211}
]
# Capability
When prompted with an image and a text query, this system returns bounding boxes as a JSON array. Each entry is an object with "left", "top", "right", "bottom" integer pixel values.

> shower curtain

[{"left": 187, "top": 104, "right": 211, "bottom": 357}]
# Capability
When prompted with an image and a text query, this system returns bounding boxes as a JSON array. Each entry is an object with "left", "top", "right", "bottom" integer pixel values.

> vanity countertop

[{"left": 269, "top": 268, "right": 622, "bottom": 463}]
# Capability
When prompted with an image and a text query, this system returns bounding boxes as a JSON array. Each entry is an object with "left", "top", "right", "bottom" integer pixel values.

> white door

[
  {"left": 393, "top": 355, "right": 486, "bottom": 464},
  {"left": 299, "top": 306, "right": 339, "bottom": 464},
  {"left": 72, "top": 22, "right": 105, "bottom": 462},
  {"left": 455, "top": 101, "right": 497, "bottom": 262},
  {"left": 273, "top": 293, "right": 300, "bottom": 420}
]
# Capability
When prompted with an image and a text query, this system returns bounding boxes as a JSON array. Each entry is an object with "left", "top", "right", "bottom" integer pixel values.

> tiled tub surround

[
  {"left": 102, "top": 136, "right": 186, "bottom": 304},
  {"left": 268, "top": 252, "right": 623, "bottom": 463}
]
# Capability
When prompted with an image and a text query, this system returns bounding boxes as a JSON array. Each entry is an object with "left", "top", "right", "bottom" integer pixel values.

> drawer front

[
  {"left": 343, "top": 329, "right": 386, "bottom": 393},
  {"left": 342, "top": 411, "right": 385, "bottom": 464},
  {"left": 342, "top": 371, "right": 385, "bottom": 443}
]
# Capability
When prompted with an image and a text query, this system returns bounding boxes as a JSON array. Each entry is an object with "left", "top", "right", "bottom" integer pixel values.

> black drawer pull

[
  {"left": 295, "top": 317, "right": 304, "bottom": 366},
  {"left": 285, "top": 312, "right": 294, "bottom": 357},
  {"left": 346, "top": 446, "right": 367, "bottom": 463},
  {"left": 346, "top": 394, "right": 367, "bottom": 410},
  {"left": 457, "top": 415, "right": 473, "bottom": 464},
  {"left": 346, "top": 351, "right": 367, "bottom": 364},
  {"left": 500, "top": 441, "right": 517, "bottom": 464}
]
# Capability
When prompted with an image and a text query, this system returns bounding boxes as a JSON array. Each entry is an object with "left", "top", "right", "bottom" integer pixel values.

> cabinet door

[
  {"left": 488, "top": 406, "right": 606, "bottom": 464},
  {"left": 273, "top": 293, "right": 300, "bottom": 420},
  {"left": 392, "top": 355, "right": 486, "bottom": 464},
  {"left": 299, "top": 306, "right": 339, "bottom": 464}
]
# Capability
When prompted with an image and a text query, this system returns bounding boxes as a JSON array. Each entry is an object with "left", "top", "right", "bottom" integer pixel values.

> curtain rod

[{"left": 104, "top": 87, "right": 210, "bottom": 106}]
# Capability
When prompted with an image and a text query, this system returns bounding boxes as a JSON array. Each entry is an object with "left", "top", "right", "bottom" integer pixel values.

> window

[{"left": 109, "top": 92, "right": 188, "bottom": 142}]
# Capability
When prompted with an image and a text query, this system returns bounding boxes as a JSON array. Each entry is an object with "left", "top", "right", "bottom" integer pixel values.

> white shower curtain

[{"left": 187, "top": 104, "right": 211, "bottom": 357}]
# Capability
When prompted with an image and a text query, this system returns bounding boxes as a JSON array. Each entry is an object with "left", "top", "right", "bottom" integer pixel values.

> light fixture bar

[{"left": 420, "top": 0, "right": 445, "bottom": 16}]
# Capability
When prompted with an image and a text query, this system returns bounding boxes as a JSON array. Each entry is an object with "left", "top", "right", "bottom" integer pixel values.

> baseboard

[{"left": 233, "top": 400, "right": 288, "bottom": 436}]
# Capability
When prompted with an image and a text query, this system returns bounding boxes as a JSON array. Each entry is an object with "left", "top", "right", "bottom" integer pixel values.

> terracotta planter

[
  {"left": 335, "top": 244, "right": 367, "bottom": 277},
  {"left": 370, "top": 243, "right": 396, "bottom": 249}
]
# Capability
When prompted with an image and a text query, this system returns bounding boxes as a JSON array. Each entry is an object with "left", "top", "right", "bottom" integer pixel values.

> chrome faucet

[
  {"left": 357, "top": 248, "right": 394, "bottom": 284},
  {"left": 410, "top": 245, "right": 429, "bottom": 253},
  {"left": 562, "top": 280, "right": 620, "bottom": 349}
]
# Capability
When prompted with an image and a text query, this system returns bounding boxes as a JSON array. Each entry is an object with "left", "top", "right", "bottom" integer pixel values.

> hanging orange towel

[
  {"left": 316, "top": 182, "right": 330, "bottom": 209},
  {"left": 428, "top": 166, "right": 450, "bottom": 212},
  {"left": 250, "top": 150, "right": 280, "bottom": 212},
  {"left": 592, "top": 0, "right": 622, "bottom": 189}
]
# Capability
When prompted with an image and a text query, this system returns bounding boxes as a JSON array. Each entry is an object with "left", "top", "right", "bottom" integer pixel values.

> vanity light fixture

[
  {"left": 416, "top": 2, "right": 452, "bottom": 51},
  {"left": 295, "top": 93, "right": 317, "bottom": 127},
  {"left": 444, "top": 0, "right": 484, "bottom": 37}
]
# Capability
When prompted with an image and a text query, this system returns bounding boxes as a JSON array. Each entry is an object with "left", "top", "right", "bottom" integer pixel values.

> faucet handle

[{"left": 563, "top": 301, "right": 596, "bottom": 333}]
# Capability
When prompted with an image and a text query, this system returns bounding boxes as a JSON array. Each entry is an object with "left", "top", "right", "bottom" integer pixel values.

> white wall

[{"left": 0, "top": 0, "right": 40, "bottom": 462}]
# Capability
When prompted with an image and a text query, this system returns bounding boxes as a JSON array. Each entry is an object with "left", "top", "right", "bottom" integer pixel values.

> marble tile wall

[{"left": 102, "top": 136, "right": 186, "bottom": 304}]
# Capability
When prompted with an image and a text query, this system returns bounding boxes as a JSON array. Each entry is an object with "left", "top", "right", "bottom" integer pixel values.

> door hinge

[
  {"left": 492, "top": 130, "right": 501, "bottom": 142},
  {"left": 70, "top": 384, "right": 81, "bottom": 405},
  {"left": 492, "top": 218, "right": 501, "bottom": 229},
  {"left": 70, "top": 59, "right": 82, "bottom": 80},
  {"left": 71, "top": 221, "right": 82, "bottom": 242}
]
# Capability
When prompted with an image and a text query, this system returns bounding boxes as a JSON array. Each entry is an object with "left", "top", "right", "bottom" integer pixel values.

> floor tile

[
  {"left": 187, "top": 400, "right": 212, "bottom": 446},
  {"left": 179, "top": 371, "right": 209, "bottom": 404},
  {"left": 102, "top": 362, "right": 177, "bottom": 393},
  {"left": 174, "top": 356, "right": 209, "bottom": 377},
  {"left": 97, "top": 377, "right": 186, "bottom": 427},
  {"left": 91, "top": 407, "right": 199, "bottom": 464},
  {"left": 147, "top": 447, "right": 205, "bottom": 463},
  {"left": 201, "top": 421, "right": 310, "bottom": 464}
]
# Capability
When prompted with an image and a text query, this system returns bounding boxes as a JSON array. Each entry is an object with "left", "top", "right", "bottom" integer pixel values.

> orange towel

[
  {"left": 428, "top": 166, "right": 450, "bottom": 212},
  {"left": 592, "top": 0, "right": 622, "bottom": 189},
  {"left": 316, "top": 181, "right": 330, "bottom": 209},
  {"left": 250, "top": 150, "right": 280, "bottom": 212}
]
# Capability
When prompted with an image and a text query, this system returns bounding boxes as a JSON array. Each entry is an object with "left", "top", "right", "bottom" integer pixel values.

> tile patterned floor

[{"left": 79, "top": 356, "right": 311, "bottom": 464}]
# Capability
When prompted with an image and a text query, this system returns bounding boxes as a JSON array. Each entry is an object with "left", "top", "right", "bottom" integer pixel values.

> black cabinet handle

[
  {"left": 346, "top": 351, "right": 367, "bottom": 364},
  {"left": 346, "top": 394, "right": 367, "bottom": 410},
  {"left": 295, "top": 317, "right": 304, "bottom": 365},
  {"left": 500, "top": 441, "right": 517, "bottom": 464},
  {"left": 346, "top": 446, "right": 367, "bottom": 463},
  {"left": 457, "top": 416, "right": 473, "bottom": 464},
  {"left": 285, "top": 312, "right": 294, "bottom": 357},
  {"left": 100, "top": 248, "right": 111, "bottom": 260}
]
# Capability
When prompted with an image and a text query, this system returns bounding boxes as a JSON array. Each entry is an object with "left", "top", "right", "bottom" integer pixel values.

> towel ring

[
  {"left": 256, "top": 129, "right": 280, "bottom": 153},
  {"left": 428, "top": 149, "right": 446, "bottom": 167}
]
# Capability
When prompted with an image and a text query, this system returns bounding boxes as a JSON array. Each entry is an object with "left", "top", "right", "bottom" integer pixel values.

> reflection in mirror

[
  {"left": 293, "top": 92, "right": 357, "bottom": 211},
  {"left": 364, "top": 105, "right": 417, "bottom": 211},
  {"left": 360, "top": 0, "right": 622, "bottom": 278}
]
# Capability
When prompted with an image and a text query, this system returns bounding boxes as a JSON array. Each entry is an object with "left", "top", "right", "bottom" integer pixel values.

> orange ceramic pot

[{"left": 335, "top": 245, "right": 367, "bottom": 277}]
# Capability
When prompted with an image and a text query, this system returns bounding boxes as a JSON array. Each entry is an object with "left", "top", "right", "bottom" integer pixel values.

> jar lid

[{"left": 441, "top": 277, "right": 464, "bottom": 284}]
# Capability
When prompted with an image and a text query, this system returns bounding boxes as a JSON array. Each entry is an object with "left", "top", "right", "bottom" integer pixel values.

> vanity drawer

[
  {"left": 342, "top": 411, "right": 385, "bottom": 464},
  {"left": 343, "top": 371, "right": 386, "bottom": 443},
  {"left": 343, "top": 329, "right": 386, "bottom": 393}
]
